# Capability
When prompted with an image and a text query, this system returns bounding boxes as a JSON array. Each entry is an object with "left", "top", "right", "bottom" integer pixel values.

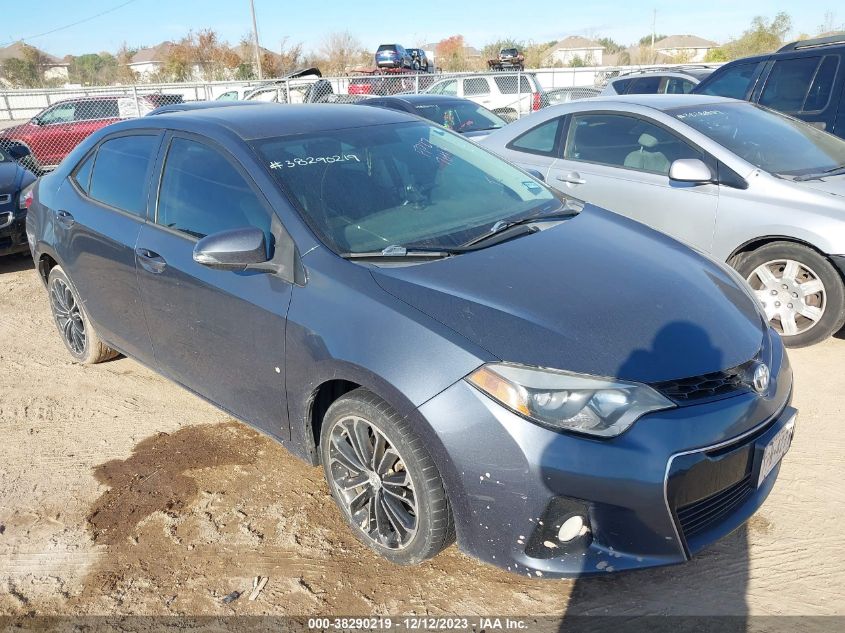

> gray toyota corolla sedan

[
  {"left": 483, "top": 95, "right": 845, "bottom": 347},
  {"left": 27, "top": 104, "right": 795, "bottom": 577}
]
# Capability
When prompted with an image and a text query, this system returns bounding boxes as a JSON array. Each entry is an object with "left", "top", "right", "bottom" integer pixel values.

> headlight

[{"left": 466, "top": 363, "right": 674, "bottom": 437}]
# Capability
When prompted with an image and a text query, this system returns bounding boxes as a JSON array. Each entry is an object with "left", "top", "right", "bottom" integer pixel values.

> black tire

[
  {"left": 319, "top": 388, "right": 455, "bottom": 565},
  {"left": 47, "top": 266, "right": 118, "bottom": 364},
  {"left": 731, "top": 241, "right": 845, "bottom": 347}
]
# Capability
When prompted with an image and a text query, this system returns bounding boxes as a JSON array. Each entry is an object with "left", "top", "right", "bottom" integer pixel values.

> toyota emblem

[{"left": 752, "top": 363, "right": 770, "bottom": 394}]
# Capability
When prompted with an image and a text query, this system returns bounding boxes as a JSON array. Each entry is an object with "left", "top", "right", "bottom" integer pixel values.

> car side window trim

[
  {"left": 69, "top": 147, "right": 98, "bottom": 195},
  {"left": 71, "top": 129, "right": 163, "bottom": 221},
  {"left": 561, "top": 110, "right": 713, "bottom": 177}
]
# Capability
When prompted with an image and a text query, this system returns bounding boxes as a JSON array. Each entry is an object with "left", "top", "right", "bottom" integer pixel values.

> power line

[{"left": 1, "top": 0, "right": 140, "bottom": 48}]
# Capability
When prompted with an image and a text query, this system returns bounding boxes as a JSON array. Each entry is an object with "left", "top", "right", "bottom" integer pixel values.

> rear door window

[
  {"left": 494, "top": 75, "right": 532, "bottom": 94},
  {"left": 77, "top": 99, "right": 120, "bottom": 121},
  {"left": 626, "top": 76, "right": 663, "bottom": 94},
  {"left": 72, "top": 151, "right": 95, "bottom": 193},
  {"left": 759, "top": 56, "right": 823, "bottom": 112},
  {"left": 609, "top": 78, "right": 634, "bottom": 94},
  {"left": 88, "top": 134, "right": 159, "bottom": 216},
  {"left": 665, "top": 77, "right": 696, "bottom": 94},
  {"left": 463, "top": 77, "right": 490, "bottom": 96},
  {"left": 697, "top": 62, "right": 761, "bottom": 99}
]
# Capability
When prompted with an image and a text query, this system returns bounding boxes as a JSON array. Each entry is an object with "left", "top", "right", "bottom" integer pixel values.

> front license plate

[{"left": 757, "top": 416, "right": 795, "bottom": 487}]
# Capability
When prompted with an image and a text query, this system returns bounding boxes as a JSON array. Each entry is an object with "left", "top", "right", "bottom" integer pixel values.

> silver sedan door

[{"left": 549, "top": 111, "right": 719, "bottom": 252}]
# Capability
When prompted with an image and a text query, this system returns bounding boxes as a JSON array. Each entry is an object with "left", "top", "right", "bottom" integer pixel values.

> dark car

[
  {"left": 361, "top": 94, "right": 507, "bottom": 140},
  {"left": 375, "top": 44, "right": 412, "bottom": 70},
  {"left": 28, "top": 104, "right": 795, "bottom": 578},
  {"left": 694, "top": 34, "right": 845, "bottom": 137},
  {"left": 406, "top": 48, "right": 430, "bottom": 72},
  {"left": 0, "top": 94, "right": 183, "bottom": 173},
  {"left": 0, "top": 142, "right": 37, "bottom": 257}
]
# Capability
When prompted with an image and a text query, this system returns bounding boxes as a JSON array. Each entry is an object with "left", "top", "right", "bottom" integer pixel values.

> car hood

[
  {"left": 795, "top": 173, "right": 845, "bottom": 198},
  {"left": 370, "top": 205, "right": 765, "bottom": 384}
]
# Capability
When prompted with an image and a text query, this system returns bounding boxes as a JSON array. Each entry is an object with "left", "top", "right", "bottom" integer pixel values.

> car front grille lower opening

[
  {"left": 675, "top": 473, "right": 754, "bottom": 539},
  {"left": 652, "top": 356, "right": 760, "bottom": 404}
]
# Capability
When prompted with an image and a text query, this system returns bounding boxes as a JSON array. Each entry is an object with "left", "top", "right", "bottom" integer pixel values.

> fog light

[{"left": 557, "top": 515, "right": 585, "bottom": 542}]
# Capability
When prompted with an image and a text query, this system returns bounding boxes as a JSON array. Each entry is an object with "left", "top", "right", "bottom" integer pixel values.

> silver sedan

[{"left": 481, "top": 94, "right": 845, "bottom": 346}]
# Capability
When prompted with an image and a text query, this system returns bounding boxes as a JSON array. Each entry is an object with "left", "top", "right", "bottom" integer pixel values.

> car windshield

[
  {"left": 669, "top": 102, "right": 845, "bottom": 177},
  {"left": 413, "top": 102, "right": 506, "bottom": 133},
  {"left": 253, "top": 121, "right": 560, "bottom": 254}
]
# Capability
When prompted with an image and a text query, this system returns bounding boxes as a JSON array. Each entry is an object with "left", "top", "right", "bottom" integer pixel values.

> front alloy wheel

[
  {"left": 327, "top": 415, "right": 418, "bottom": 549},
  {"left": 320, "top": 389, "right": 454, "bottom": 565}
]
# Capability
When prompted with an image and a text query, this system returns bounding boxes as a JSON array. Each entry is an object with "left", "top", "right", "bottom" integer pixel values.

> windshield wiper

[
  {"left": 794, "top": 164, "right": 845, "bottom": 182},
  {"left": 341, "top": 245, "right": 461, "bottom": 259},
  {"left": 461, "top": 208, "right": 580, "bottom": 248}
]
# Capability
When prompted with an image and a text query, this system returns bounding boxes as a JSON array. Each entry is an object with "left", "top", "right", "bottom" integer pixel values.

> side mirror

[
  {"left": 193, "top": 227, "right": 270, "bottom": 271},
  {"left": 6, "top": 143, "right": 31, "bottom": 161},
  {"left": 669, "top": 158, "right": 713, "bottom": 184},
  {"left": 526, "top": 168, "right": 545, "bottom": 182}
]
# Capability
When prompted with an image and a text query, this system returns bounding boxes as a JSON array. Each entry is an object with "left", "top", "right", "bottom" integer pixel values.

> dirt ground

[{"left": 1, "top": 252, "right": 843, "bottom": 619}]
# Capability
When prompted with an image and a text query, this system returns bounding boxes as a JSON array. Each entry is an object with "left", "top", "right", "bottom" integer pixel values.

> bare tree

[{"left": 319, "top": 31, "right": 367, "bottom": 74}]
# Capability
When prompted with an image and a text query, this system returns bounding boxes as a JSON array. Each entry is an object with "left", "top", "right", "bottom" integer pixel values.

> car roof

[
  {"left": 147, "top": 101, "right": 266, "bottom": 116},
  {"left": 374, "top": 94, "right": 475, "bottom": 106},
  {"left": 123, "top": 103, "right": 418, "bottom": 140},
  {"left": 578, "top": 93, "right": 738, "bottom": 111},
  {"left": 612, "top": 69, "right": 710, "bottom": 82}
]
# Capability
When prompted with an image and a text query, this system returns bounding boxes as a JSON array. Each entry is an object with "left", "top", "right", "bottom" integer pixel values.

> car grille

[
  {"left": 676, "top": 473, "right": 754, "bottom": 539},
  {"left": 652, "top": 356, "right": 759, "bottom": 403}
]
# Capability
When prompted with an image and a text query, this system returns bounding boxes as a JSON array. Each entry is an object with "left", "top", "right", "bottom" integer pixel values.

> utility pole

[
  {"left": 651, "top": 8, "right": 656, "bottom": 63},
  {"left": 249, "top": 0, "right": 263, "bottom": 80}
]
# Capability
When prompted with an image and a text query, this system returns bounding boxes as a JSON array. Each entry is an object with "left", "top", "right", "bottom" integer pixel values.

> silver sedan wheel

[
  {"left": 327, "top": 416, "right": 418, "bottom": 550},
  {"left": 748, "top": 259, "right": 826, "bottom": 336}
]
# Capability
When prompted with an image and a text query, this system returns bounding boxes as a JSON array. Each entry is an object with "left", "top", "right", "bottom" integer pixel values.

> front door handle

[
  {"left": 55, "top": 209, "right": 75, "bottom": 228},
  {"left": 556, "top": 172, "right": 586, "bottom": 185},
  {"left": 135, "top": 247, "right": 167, "bottom": 274}
]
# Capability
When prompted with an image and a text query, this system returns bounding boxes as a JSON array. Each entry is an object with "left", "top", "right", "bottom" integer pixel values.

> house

[
  {"left": 653, "top": 35, "right": 718, "bottom": 63},
  {"left": 128, "top": 42, "right": 179, "bottom": 79},
  {"left": 0, "top": 42, "right": 69, "bottom": 82},
  {"left": 545, "top": 36, "right": 605, "bottom": 66}
]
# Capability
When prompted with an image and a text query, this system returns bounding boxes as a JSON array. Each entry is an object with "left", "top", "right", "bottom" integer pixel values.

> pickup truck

[{"left": 487, "top": 48, "right": 525, "bottom": 71}]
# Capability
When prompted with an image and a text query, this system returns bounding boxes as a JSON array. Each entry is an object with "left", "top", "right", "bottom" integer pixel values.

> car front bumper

[
  {"left": 0, "top": 210, "right": 28, "bottom": 256},
  {"left": 417, "top": 332, "right": 794, "bottom": 577}
]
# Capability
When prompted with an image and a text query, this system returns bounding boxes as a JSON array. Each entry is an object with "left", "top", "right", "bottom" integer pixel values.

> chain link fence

[{"left": 0, "top": 64, "right": 717, "bottom": 175}]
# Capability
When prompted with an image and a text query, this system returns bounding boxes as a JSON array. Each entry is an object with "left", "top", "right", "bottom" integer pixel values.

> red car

[{"left": 0, "top": 94, "right": 182, "bottom": 172}]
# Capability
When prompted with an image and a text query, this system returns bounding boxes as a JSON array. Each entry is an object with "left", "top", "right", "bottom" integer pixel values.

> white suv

[{"left": 424, "top": 73, "right": 545, "bottom": 121}]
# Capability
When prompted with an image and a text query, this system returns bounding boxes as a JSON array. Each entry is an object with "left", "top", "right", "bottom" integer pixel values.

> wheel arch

[
  {"left": 728, "top": 234, "right": 841, "bottom": 278},
  {"left": 294, "top": 362, "right": 436, "bottom": 467}
]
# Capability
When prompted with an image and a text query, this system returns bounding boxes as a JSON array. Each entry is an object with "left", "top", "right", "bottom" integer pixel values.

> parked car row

[
  {"left": 375, "top": 44, "right": 432, "bottom": 72},
  {"left": 10, "top": 32, "right": 845, "bottom": 588}
]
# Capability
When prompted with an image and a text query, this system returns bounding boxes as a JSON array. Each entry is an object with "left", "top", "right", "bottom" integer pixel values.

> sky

[{"left": 1, "top": 0, "right": 841, "bottom": 57}]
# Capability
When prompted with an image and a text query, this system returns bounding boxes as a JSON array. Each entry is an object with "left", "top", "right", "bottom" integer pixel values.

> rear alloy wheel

[
  {"left": 47, "top": 266, "right": 118, "bottom": 364},
  {"left": 320, "top": 389, "right": 454, "bottom": 565},
  {"left": 733, "top": 242, "right": 845, "bottom": 347}
]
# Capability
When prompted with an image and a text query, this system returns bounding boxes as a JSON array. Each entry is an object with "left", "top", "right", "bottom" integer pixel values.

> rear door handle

[
  {"left": 55, "top": 209, "right": 75, "bottom": 228},
  {"left": 556, "top": 172, "right": 586, "bottom": 185},
  {"left": 135, "top": 247, "right": 167, "bottom": 274}
]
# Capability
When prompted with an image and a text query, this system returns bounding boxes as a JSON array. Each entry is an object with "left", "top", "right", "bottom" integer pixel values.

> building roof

[
  {"left": 0, "top": 42, "right": 67, "bottom": 65},
  {"left": 129, "top": 42, "right": 177, "bottom": 65},
  {"left": 654, "top": 35, "right": 718, "bottom": 50},
  {"left": 550, "top": 36, "right": 605, "bottom": 51}
]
